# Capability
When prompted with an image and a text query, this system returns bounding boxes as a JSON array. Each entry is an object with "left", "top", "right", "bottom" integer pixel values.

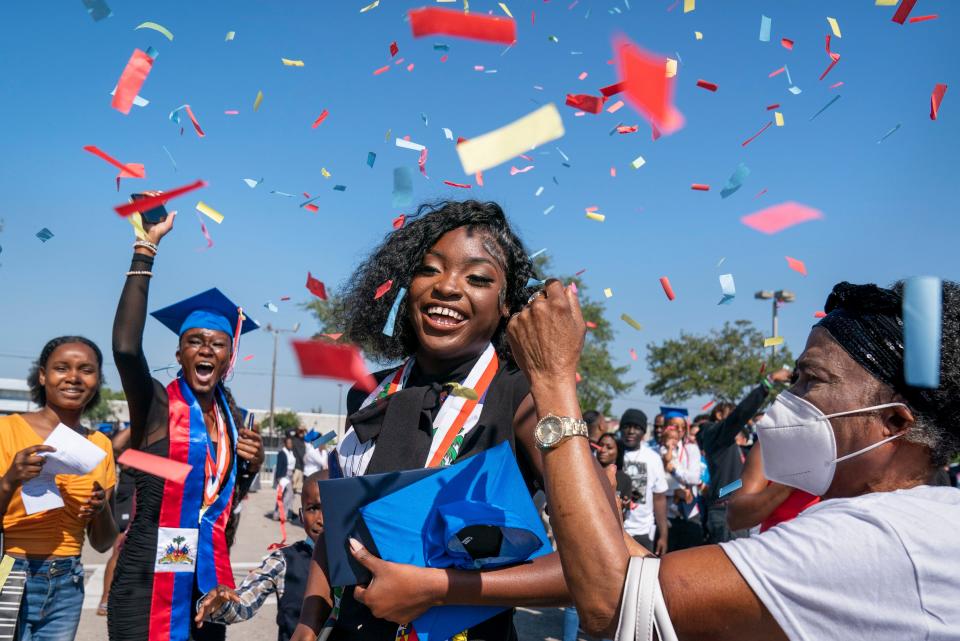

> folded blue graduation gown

[{"left": 359, "top": 441, "right": 552, "bottom": 641}]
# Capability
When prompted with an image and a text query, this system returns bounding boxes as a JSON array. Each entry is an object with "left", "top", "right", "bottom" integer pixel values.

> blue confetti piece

[
  {"left": 718, "top": 478, "right": 742, "bottom": 499},
  {"left": 433, "top": 43, "right": 449, "bottom": 51},
  {"left": 758, "top": 15, "right": 771, "bottom": 42},
  {"left": 526, "top": 278, "right": 546, "bottom": 288},
  {"left": 270, "top": 190, "right": 296, "bottom": 197},
  {"left": 145, "top": 46, "right": 159, "bottom": 60},
  {"left": 529, "top": 248, "right": 547, "bottom": 260},
  {"left": 162, "top": 145, "right": 178, "bottom": 171},
  {"left": 36, "top": 228, "right": 53, "bottom": 242},
  {"left": 421, "top": 112, "right": 429, "bottom": 126},
  {"left": 264, "top": 301, "right": 278, "bottom": 313},
  {"left": 810, "top": 95, "right": 841, "bottom": 121},
  {"left": 367, "top": 151, "right": 376, "bottom": 168},
  {"left": 720, "top": 163, "right": 751, "bottom": 199},
  {"left": 718, "top": 274, "right": 736, "bottom": 305},
  {"left": 82, "top": 0, "right": 112, "bottom": 21},
  {"left": 392, "top": 167, "right": 413, "bottom": 208},
  {"left": 382, "top": 287, "right": 407, "bottom": 337},
  {"left": 300, "top": 195, "right": 322, "bottom": 208},
  {"left": 314, "top": 431, "right": 337, "bottom": 446},
  {"left": 903, "top": 276, "right": 942, "bottom": 389},
  {"left": 877, "top": 124, "right": 901, "bottom": 144},
  {"left": 333, "top": 185, "right": 347, "bottom": 192}
]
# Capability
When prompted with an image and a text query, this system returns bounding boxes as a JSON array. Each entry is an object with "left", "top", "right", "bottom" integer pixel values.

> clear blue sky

[{"left": 0, "top": 0, "right": 956, "bottom": 419}]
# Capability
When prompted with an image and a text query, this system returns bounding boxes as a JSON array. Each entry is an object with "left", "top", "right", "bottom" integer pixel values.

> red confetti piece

[
  {"left": 304, "top": 204, "right": 319, "bottom": 213},
  {"left": 242, "top": 354, "right": 255, "bottom": 362},
  {"left": 392, "top": 214, "right": 406, "bottom": 229},
  {"left": 409, "top": 7, "right": 516, "bottom": 44},
  {"left": 475, "top": 171, "right": 483, "bottom": 186},
  {"left": 616, "top": 125, "right": 638, "bottom": 134},
  {"left": 891, "top": 0, "right": 918, "bottom": 24},
  {"left": 390, "top": 41, "right": 399, "bottom": 56},
  {"left": 781, "top": 38, "right": 794, "bottom": 50},
  {"left": 785, "top": 256, "right": 808, "bottom": 276},
  {"left": 373, "top": 65, "right": 390, "bottom": 75},
  {"left": 701, "top": 400, "right": 715, "bottom": 411},
  {"left": 585, "top": 321, "right": 598, "bottom": 329},
  {"left": 291, "top": 340, "right": 376, "bottom": 393},
  {"left": 439, "top": 55, "right": 447, "bottom": 63},
  {"left": 741, "top": 121, "right": 773, "bottom": 147},
  {"left": 312, "top": 109, "right": 330, "bottom": 128},
  {"left": 113, "top": 180, "right": 206, "bottom": 217},
  {"left": 83, "top": 145, "right": 144, "bottom": 178},
  {"left": 575, "top": 372, "right": 582, "bottom": 383},
  {"left": 111, "top": 49, "right": 154, "bottom": 115},
  {"left": 819, "top": 35, "right": 841, "bottom": 81},
  {"left": 280, "top": 296, "right": 291, "bottom": 301},
  {"left": 766, "top": 103, "right": 780, "bottom": 110},
  {"left": 755, "top": 188, "right": 768, "bottom": 198},
  {"left": 306, "top": 272, "right": 328, "bottom": 300},
  {"left": 443, "top": 180, "right": 472, "bottom": 188},
  {"left": 600, "top": 81, "right": 625, "bottom": 97},
  {"left": 696, "top": 79, "right": 719, "bottom": 92},
  {"left": 531, "top": 10, "right": 535, "bottom": 24},
  {"left": 565, "top": 93, "right": 605, "bottom": 113},
  {"left": 814, "top": 311, "right": 827, "bottom": 319},
  {"left": 931, "top": 83, "right": 947, "bottom": 120},
  {"left": 118, "top": 449, "right": 191, "bottom": 483},
  {"left": 182, "top": 105, "right": 205, "bottom": 137},
  {"left": 616, "top": 35, "right": 684, "bottom": 135},
  {"left": 374, "top": 279, "right": 394, "bottom": 299},
  {"left": 659, "top": 276, "right": 676, "bottom": 301},
  {"left": 909, "top": 14, "right": 938, "bottom": 23},
  {"left": 740, "top": 201, "right": 824, "bottom": 235},
  {"left": 690, "top": 184, "right": 710, "bottom": 191},
  {"left": 574, "top": 268, "right": 587, "bottom": 276}
]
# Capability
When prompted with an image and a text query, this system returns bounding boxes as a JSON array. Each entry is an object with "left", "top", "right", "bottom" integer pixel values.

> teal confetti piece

[
  {"left": 526, "top": 278, "right": 545, "bottom": 288},
  {"left": 333, "top": 185, "right": 346, "bottom": 192},
  {"left": 759, "top": 15, "right": 771, "bottom": 42},
  {"left": 903, "top": 276, "right": 942, "bottom": 388},
  {"left": 145, "top": 46, "right": 159, "bottom": 60},
  {"left": 529, "top": 248, "right": 547, "bottom": 260},
  {"left": 810, "top": 95, "right": 841, "bottom": 121},
  {"left": 718, "top": 274, "right": 736, "bottom": 305},
  {"left": 720, "top": 163, "right": 751, "bottom": 199},
  {"left": 421, "top": 112, "right": 429, "bottom": 126},
  {"left": 36, "top": 228, "right": 54, "bottom": 242},
  {"left": 366, "top": 151, "right": 376, "bottom": 168},
  {"left": 718, "top": 479, "right": 742, "bottom": 499},
  {"left": 392, "top": 167, "right": 413, "bottom": 208},
  {"left": 82, "top": 0, "right": 112, "bottom": 21},
  {"left": 433, "top": 43, "right": 449, "bottom": 51},
  {"left": 877, "top": 124, "right": 901, "bottom": 143},
  {"left": 382, "top": 287, "right": 407, "bottom": 337}
]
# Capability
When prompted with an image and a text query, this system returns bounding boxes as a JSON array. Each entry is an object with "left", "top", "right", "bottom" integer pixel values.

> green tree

[
  {"left": 301, "top": 297, "right": 341, "bottom": 337},
  {"left": 644, "top": 320, "right": 794, "bottom": 404},
  {"left": 85, "top": 387, "right": 126, "bottom": 422},
  {"left": 269, "top": 410, "right": 302, "bottom": 435},
  {"left": 533, "top": 257, "right": 634, "bottom": 415}
]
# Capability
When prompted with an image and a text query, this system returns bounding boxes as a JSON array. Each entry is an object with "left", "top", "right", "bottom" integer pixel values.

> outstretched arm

[{"left": 725, "top": 445, "right": 792, "bottom": 531}]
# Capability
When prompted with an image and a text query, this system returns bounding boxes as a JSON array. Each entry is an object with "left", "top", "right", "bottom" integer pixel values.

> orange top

[{"left": 0, "top": 414, "right": 116, "bottom": 557}]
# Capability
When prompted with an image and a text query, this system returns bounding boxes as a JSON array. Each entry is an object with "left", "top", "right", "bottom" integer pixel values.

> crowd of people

[{"left": 0, "top": 199, "right": 957, "bottom": 641}]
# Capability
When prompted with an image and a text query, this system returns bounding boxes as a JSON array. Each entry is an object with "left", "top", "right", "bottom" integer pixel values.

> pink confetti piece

[
  {"left": 510, "top": 165, "right": 535, "bottom": 175},
  {"left": 785, "top": 255, "right": 808, "bottom": 276},
  {"left": 781, "top": 38, "right": 794, "bottom": 50},
  {"left": 830, "top": 81, "right": 844, "bottom": 89},
  {"left": 629, "top": 348, "right": 638, "bottom": 361},
  {"left": 373, "top": 65, "right": 390, "bottom": 75},
  {"left": 312, "top": 109, "right": 330, "bottom": 128},
  {"left": 769, "top": 66, "right": 786, "bottom": 78},
  {"left": 443, "top": 180, "right": 472, "bottom": 188},
  {"left": 578, "top": 71, "right": 588, "bottom": 80},
  {"left": 243, "top": 355, "right": 255, "bottom": 361},
  {"left": 224, "top": 110, "right": 240, "bottom": 115},
  {"left": 740, "top": 201, "right": 824, "bottom": 235},
  {"left": 606, "top": 99, "right": 624, "bottom": 113},
  {"left": 659, "top": 276, "right": 676, "bottom": 301},
  {"left": 741, "top": 121, "right": 773, "bottom": 147}
]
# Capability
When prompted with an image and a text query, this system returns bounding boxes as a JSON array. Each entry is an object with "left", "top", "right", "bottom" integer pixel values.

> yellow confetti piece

[
  {"left": 359, "top": 0, "right": 380, "bottom": 12},
  {"left": 196, "top": 201, "right": 224, "bottom": 224},
  {"left": 603, "top": 288, "right": 613, "bottom": 298},
  {"left": 631, "top": 155, "right": 646, "bottom": 169},
  {"left": 586, "top": 212, "right": 605, "bottom": 222},
  {"left": 135, "top": 21, "right": 174, "bottom": 41},
  {"left": 225, "top": 31, "right": 235, "bottom": 41},
  {"left": 128, "top": 213, "right": 148, "bottom": 240},
  {"left": 683, "top": 0, "right": 694, "bottom": 13},
  {"left": 464, "top": 0, "right": 469, "bottom": 12},
  {"left": 321, "top": 168, "right": 331, "bottom": 178},
  {"left": 695, "top": 31, "right": 703, "bottom": 40},
  {"left": 875, "top": 0, "right": 897, "bottom": 4},
  {"left": 0, "top": 555, "right": 15, "bottom": 592},
  {"left": 665, "top": 58, "right": 678, "bottom": 78},
  {"left": 253, "top": 90, "right": 263, "bottom": 112},
  {"left": 621, "top": 313, "right": 643, "bottom": 331},
  {"left": 498, "top": 2, "right": 512, "bottom": 17},
  {"left": 456, "top": 104, "right": 565, "bottom": 175},
  {"left": 281, "top": 58, "right": 305, "bottom": 67},
  {"left": 764, "top": 336, "right": 784, "bottom": 348},
  {"left": 775, "top": 111, "right": 784, "bottom": 126},
  {"left": 827, "top": 16, "right": 842, "bottom": 38}
]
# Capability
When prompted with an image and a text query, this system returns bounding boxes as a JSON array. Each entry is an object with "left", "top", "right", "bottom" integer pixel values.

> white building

[{"left": 0, "top": 378, "right": 38, "bottom": 415}]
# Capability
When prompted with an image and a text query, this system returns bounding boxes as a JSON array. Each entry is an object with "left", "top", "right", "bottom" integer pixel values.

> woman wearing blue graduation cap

[
  {"left": 293, "top": 201, "right": 579, "bottom": 641},
  {"left": 107, "top": 212, "right": 265, "bottom": 641}
]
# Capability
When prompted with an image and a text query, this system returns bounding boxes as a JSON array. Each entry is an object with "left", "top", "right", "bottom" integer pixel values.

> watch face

[{"left": 536, "top": 417, "right": 564, "bottom": 446}]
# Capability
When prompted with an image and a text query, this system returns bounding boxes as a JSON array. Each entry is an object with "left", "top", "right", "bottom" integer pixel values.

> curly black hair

[
  {"left": 27, "top": 336, "right": 104, "bottom": 410},
  {"left": 334, "top": 200, "right": 536, "bottom": 363}
]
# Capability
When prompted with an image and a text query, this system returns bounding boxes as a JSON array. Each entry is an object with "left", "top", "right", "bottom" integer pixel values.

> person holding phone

[{"left": 107, "top": 198, "right": 265, "bottom": 641}]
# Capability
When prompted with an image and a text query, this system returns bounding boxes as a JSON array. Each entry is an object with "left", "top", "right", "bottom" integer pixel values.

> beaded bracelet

[
  {"left": 126, "top": 270, "right": 153, "bottom": 278},
  {"left": 133, "top": 239, "right": 159, "bottom": 254}
]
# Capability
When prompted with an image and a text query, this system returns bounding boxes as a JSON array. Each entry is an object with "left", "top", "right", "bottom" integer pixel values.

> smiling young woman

[
  {"left": 0, "top": 336, "right": 117, "bottom": 641},
  {"left": 292, "top": 200, "right": 575, "bottom": 641},
  {"left": 107, "top": 210, "right": 265, "bottom": 641}
]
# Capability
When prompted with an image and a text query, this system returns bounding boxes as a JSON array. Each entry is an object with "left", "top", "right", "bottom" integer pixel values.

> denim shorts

[{"left": 12, "top": 556, "right": 84, "bottom": 641}]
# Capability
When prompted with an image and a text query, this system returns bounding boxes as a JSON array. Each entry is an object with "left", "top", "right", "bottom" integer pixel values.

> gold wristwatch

[{"left": 534, "top": 414, "right": 589, "bottom": 450}]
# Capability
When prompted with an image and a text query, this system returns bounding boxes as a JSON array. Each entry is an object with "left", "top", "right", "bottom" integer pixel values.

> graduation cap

[
  {"left": 659, "top": 406, "right": 689, "bottom": 420},
  {"left": 151, "top": 288, "right": 259, "bottom": 376},
  {"left": 359, "top": 441, "right": 552, "bottom": 641}
]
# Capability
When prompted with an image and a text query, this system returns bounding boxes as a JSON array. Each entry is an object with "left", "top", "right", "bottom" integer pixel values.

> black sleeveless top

[{"left": 330, "top": 354, "right": 534, "bottom": 641}]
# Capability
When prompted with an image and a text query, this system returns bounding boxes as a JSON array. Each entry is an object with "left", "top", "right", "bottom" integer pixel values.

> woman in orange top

[{"left": 0, "top": 336, "right": 118, "bottom": 641}]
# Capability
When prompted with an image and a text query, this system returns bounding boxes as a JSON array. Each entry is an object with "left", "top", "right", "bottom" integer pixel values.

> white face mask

[{"left": 756, "top": 391, "right": 907, "bottom": 497}]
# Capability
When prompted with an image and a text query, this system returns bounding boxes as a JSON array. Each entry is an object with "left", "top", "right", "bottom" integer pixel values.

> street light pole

[
  {"left": 265, "top": 322, "right": 300, "bottom": 439},
  {"left": 754, "top": 289, "right": 796, "bottom": 359}
]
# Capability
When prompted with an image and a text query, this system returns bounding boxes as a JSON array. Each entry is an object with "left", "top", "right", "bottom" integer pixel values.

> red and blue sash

[{"left": 149, "top": 377, "right": 238, "bottom": 641}]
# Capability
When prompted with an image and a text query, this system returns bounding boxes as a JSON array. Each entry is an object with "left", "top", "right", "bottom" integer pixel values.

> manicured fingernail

[{"left": 348, "top": 537, "right": 363, "bottom": 552}]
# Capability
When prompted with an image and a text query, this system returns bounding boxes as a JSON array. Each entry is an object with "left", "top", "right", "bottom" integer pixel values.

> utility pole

[
  {"left": 753, "top": 290, "right": 796, "bottom": 359},
  {"left": 265, "top": 322, "right": 300, "bottom": 438}
]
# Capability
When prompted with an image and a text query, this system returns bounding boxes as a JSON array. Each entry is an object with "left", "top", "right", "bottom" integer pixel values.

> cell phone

[{"left": 130, "top": 193, "right": 168, "bottom": 224}]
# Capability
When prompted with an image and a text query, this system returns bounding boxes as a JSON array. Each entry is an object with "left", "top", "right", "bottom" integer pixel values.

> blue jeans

[
  {"left": 13, "top": 556, "right": 84, "bottom": 641},
  {"left": 562, "top": 606, "right": 580, "bottom": 641}
]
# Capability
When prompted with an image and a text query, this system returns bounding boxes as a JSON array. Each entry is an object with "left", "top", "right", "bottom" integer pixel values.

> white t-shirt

[
  {"left": 621, "top": 446, "right": 668, "bottom": 539},
  {"left": 720, "top": 485, "right": 960, "bottom": 641},
  {"left": 303, "top": 445, "right": 329, "bottom": 477}
]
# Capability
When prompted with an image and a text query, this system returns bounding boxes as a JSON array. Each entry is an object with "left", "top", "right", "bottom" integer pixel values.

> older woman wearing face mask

[{"left": 507, "top": 279, "right": 960, "bottom": 641}]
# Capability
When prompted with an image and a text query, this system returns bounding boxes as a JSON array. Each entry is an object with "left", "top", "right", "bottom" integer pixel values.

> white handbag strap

[{"left": 615, "top": 556, "right": 678, "bottom": 641}]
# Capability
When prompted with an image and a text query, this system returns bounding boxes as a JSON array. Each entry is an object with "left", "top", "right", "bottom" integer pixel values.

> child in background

[{"left": 195, "top": 470, "right": 327, "bottom": 641}]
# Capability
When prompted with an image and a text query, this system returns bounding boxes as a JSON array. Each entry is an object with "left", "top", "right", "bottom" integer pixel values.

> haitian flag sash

[{"left": 148, "top": 377, "right": 238, "bottom": 641}]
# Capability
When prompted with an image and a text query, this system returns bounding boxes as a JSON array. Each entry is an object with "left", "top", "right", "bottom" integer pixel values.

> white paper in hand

[{"left": 21, "top": 424, "right": 106, "bottom": 515}]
